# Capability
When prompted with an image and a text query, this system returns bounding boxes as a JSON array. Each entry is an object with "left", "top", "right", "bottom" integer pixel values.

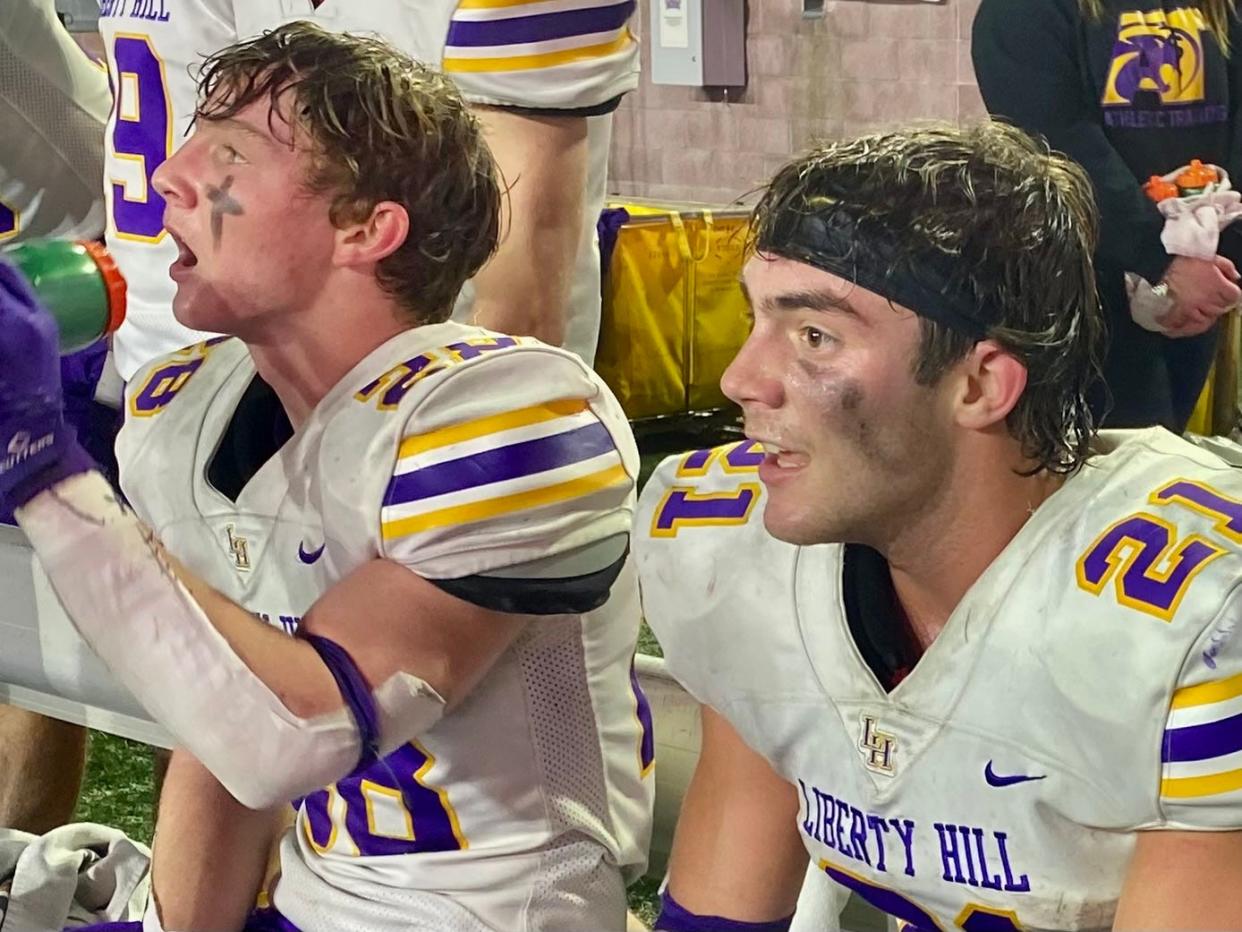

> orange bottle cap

[
  {"left": 1144, "top": 175, "right": 1180, "bottom": 202},
  {"left": 79, "top": 240, "right": 127, "bottom": 335},
  {"left": 1178, "top": 159, "right": 1217, "bottom": 188}
]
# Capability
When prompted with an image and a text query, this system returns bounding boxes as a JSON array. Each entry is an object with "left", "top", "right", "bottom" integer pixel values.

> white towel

[
  {"left": 0, "top": 823, "right": 149, "bottom": 932},
  {"left": 1127, "top": 165, "right": 1242, "bottom": 333}
]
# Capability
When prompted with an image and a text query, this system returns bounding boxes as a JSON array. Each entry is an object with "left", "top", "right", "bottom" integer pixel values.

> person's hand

[
  {"left": 1158, "top": 255, "right": 1241, "bottom": 337},
  {"left": 0, "top": 260, "right": 91, "bottom": 508}
]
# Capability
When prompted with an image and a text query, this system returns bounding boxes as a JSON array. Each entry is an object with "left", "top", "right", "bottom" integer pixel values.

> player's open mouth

[
  {"left": 168, "top": 231, "right": 198, "bottom": 272},
  {"left": 754, "top": 440, "right": 808, "bottom": 479}
]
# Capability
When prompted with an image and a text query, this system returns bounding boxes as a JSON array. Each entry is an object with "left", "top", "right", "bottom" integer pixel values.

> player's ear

[
  {"left": 332, "top": 201, "right": 409, "bottom": 269},
  {"left": 951, "top": 339, "right": 1027, "bottom": 431}
]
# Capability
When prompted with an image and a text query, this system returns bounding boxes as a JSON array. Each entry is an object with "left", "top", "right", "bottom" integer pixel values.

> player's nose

[
  {"left": 721, "top": 330, "right": 783, "bottom": 410},
  {"left": 152, "top": 143, "right": 199, "bottom": 212}
]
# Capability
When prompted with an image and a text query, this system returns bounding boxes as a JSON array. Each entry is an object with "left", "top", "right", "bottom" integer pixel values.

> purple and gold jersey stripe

[
  {"left": 1163, "top": 712, "right": 1242, "bottom": 763},
  {"left": 444, "top": 0, "right": 637, "bottom": 76},
  {"left": 456, "top": 0, "right": 584, "bottom": 7},
  {"left": 385, "top": 421, "right": 616, "bottom": 505},
  {"left": 383, "top": 464, "right": 628, "bottom": 538},
  {"left": 381, "top": 398, "right": 628, "bottom": 541},
  {"left": 447, "top": 1, "right": 633, "bottom": 47},
  {"left": 1161, "top": 767, "right": 1242, "bottom": 799},
  {"left": 630, "top": 660, "right": 655, "bottom": 777},
  {"left": 444, "top": 31, "right": 631, "bottom": 74},
  {"left": 1171, "top": 669, "right": 1242, "bottom": 709},
  {"left": 395, "top": 398, "right": 587, "bottom": 460},
  {"left": 1161, "top": 671, "right": 1242, "bottom": 799}
]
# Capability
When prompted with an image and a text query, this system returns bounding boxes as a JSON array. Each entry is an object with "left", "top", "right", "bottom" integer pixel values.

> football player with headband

[
  {"left": 0, "top": 23, "right": 652, "bottom": 932},
  {"left": 636, "top": 122, "right": 1242, "bottom": 929}
]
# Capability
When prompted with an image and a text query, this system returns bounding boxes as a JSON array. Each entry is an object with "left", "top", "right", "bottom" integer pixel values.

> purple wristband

[
  {"left": 654, "top": 891, "right": 794, "bottom": 932},
  {"left": 300, "top": 633, "right": 381, "bottom": 770}
]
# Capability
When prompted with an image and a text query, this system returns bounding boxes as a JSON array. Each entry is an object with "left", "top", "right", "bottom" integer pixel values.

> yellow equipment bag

[
  {"left": 1186, "top": 310, "right": 1239, "bottom": 436},
  {"left": 595, "top": 202, "right": 752, "bottom": 420}
]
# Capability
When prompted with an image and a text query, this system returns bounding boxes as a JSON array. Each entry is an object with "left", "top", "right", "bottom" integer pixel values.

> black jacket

[{"left": 972, "top": 0, "right": 1242, "bottom": 295}]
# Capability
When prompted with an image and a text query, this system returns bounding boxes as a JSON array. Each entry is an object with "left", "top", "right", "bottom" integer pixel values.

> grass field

[{"left": 73, "top": 733, "right": 155, "bottom": 844}]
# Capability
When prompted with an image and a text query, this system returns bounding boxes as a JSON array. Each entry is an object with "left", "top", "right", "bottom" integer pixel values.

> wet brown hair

[{"left": 195, "top": 21, "right": 501, "bottom": 325}]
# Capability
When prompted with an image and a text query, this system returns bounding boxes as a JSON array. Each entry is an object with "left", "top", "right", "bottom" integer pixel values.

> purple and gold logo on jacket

[{"left": 1102, "top": 8, "right": 1206, "bottom": 107}]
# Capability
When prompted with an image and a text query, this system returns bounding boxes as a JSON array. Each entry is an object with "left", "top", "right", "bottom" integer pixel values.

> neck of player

[
  {"left": 245, "top": 287, "right": 410, "bottom": 428},
  {"left": 881, "top": 435, "right": 1064, "bottom": 653}
]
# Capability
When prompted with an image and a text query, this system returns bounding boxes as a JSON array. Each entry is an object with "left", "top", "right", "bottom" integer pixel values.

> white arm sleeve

[{"left": 19, "top": 471, "right": 445, "bottom": 810}]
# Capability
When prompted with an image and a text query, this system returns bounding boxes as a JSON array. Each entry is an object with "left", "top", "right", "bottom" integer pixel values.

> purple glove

[{"left": 0, "top": 260, "right": 95, "bottom": 510}]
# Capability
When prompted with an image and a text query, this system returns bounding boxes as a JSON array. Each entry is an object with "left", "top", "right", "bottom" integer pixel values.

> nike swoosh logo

[
  {"left": 298, "top": 541, "right": 325, "bottom": 565},
  {"left": 984, "top": 761, "right": 1046, "bottom": 788}
]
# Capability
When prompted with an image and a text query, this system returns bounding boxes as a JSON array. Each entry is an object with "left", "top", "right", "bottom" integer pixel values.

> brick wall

[{"left": 608, "top": 0, "right": 988, "bottom": 204}]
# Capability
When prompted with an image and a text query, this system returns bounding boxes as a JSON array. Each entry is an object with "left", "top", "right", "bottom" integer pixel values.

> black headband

[{"left": 760, "top": 209, "right": 992, "bottom": 339}]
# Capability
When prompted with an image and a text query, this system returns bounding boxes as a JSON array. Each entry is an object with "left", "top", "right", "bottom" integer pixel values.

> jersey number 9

[{"left": 108, "top": 34, "right": 171, "bottom": 242}]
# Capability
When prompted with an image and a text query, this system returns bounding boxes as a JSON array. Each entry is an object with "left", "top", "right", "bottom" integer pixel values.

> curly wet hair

[{"left": 193, "top": 21, "right": 501, "bottom": 325}]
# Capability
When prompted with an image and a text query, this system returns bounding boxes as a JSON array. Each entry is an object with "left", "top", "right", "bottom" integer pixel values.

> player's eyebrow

[
  {"left": 773, "top": 289, "right": 862, "bottom": 318},
  {"left": 740, "top": 280, "right": 865, "bottom": 323},
  {"left": 210, "top": 115, "right": 278, "bottom": 148}
]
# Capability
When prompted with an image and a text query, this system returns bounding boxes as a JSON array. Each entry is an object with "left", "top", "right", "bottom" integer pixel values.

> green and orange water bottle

[{"left": 0, "top": 239, "right": 127, "bottom": 354}]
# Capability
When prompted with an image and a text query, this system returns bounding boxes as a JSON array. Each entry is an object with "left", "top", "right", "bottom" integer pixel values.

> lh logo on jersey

[
  {"left": 858, "top": 715, "right": 897, "bottom": 775},
  {"left": 225, "top": 525, "right": 251, "bottom": 572}
]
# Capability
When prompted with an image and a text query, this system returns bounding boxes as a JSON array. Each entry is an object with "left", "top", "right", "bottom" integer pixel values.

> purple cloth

[
  {"left": 655, "top": 891, "right": 794, "bottom": 932},
  {"left": 58, "top": 340, "right": 121, "bottom": 485},
  {"left": 597, "top": 207, "right": 631, "bottom": 296},
  {"left": 0, "top": 339, "right": 118, "bottom": 525},
  {"left": 447, "top": 1, "right": 633, "bottom": 47},
  {"left": 72, "top": 907, "right": 301, "bottom": 932},
  {"left": 0, "top": 261, "right": 97, "bottom": 516},
  {"left": 244, "top": 907, "right": 304, "bottom": 932}
]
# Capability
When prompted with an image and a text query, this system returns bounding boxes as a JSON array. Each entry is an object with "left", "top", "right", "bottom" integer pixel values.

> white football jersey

[
  {"left": 0, "top": 0, "right": 109, "bottom": 242},
  {"left": 101, "top": 1, "right": 639, "bottom": 378},
  {"left": 636, "top": 429, "right": 1242, "bottom": 931},
  {"left": 117, "top": 322, "right": 654, "bottom": 932}
]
